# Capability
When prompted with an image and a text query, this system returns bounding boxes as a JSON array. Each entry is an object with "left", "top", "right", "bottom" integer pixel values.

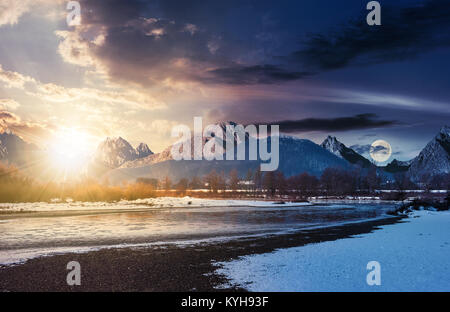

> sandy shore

[{"left": 0, "top": 216, "right": 402, "bottom": 292}]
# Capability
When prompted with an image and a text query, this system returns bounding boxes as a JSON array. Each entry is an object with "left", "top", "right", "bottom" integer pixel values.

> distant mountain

[
  {"left": 383, "top": 158, "right": 413, "bottom": 173},
  {"left": 120, "top": 144, "right": 172, "bottom": 168},
  {"left": 106, "top": 133, "right": 350, "bottom": 183},
  {"left": 119, "top": 124, "right": 234, "bottom": 169},
  {"left": 93, "top": 137, "right": 153, "bottom": 168},
  {"left": 0, "top": 129, "right": 39, "bottom": 166},
  {"left": 408, "top": 125, "right": 450, "bottom": 181},
  {"left": 0, "top": 141, "right": 6, "bottom": 159},
  {"left": 321, "top": 136, "right": 372, "bottom": 168},
  {"left": 136, "top": 143, "right": 153, "bottom": 158}
]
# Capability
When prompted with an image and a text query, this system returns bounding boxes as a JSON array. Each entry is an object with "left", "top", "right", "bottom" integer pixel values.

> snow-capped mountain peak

[
  {"left": 408, "top": 125, "right": 450, "bottom": 180},
  {"left": 439, "top": 125, "right": 450, "bottom": 136},
  {"left": 321, "top": 136, "right": 345, "bottom": 158},
  {"left": 0, "top": 139, "right": 7, "bottom": 159},
  {"left": 321, "top": 136, "right": 372, "bottom": 167},
  {"left": 94, "top": 137, "right": 153, "bottom": 168},
  {"left": 136, "top": 143, "right": 153, "bottom": 158},
  {"left": 0, "top": 129, "right": 39, "bottom": 165}
]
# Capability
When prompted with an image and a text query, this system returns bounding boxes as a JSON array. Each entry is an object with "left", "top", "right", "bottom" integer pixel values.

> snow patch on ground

[{"left": 216, "top": 210, "right": 450, "bottom": 291}]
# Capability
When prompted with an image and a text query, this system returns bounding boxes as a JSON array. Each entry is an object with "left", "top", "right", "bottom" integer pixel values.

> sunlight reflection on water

[{"left": 0, "top": 203, "right": 394, "bottom": 251}]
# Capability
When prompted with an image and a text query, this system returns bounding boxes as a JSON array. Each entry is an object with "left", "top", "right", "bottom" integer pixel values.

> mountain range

[
  {"left": 321, "top": 136, "right": 372, "bottom": 168},
  {"left": 94, "top": 136, "right": 153, "bottom": 168},
  {"left": 1, "top": 124, "right": 449, "bottom": 184},
  {"left": 0, "top": 130, "right": 40, "bottom": 167}
]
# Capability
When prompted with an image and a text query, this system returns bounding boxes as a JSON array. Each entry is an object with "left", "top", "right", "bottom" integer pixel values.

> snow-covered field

[
  {"left": 216, "top": 210, "right": 450, "bottom": 291},
  {"left": 0, "top": 196, "right": 311, "bottom": 213}
]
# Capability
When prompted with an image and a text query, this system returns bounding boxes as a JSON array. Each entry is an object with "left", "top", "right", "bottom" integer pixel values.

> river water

[{"left": 0, "top": 201, "right": 396, "bottom": 265}]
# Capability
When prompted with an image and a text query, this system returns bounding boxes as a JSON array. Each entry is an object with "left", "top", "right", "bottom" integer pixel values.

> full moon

[{"left": 369, "top": 139, "right": 392, "bottom": 163}]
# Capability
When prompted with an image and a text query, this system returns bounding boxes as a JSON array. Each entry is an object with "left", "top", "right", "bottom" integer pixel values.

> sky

[{"left": 0, "top": 0, "right": 449, "bottom": 163}]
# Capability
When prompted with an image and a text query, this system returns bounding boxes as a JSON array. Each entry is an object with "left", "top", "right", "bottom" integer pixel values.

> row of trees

[
  {"left": 2, "top": 160, "right": 447, "bottom": 202},
  {"left": 138, "top": 166, "right": 449, "bottom": 198},
  {"left": 0, "top": 163, "right": 157, "bottom": 202}
]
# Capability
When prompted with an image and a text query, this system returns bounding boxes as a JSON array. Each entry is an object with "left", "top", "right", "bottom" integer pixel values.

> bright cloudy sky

[{"left": 0, "top": 0, "right": 449, "bottom": 160}]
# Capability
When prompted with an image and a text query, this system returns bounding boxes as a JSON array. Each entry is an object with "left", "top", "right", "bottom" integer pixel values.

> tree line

[
  {"left": 1, "top": 161, "right": 448, "bottom": 203},
  {"left": 138, "top": 166, "right": 450, "bottom": 199}
]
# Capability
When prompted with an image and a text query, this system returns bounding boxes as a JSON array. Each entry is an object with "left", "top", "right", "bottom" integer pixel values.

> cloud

[
  {"left": 0, "top": 64, "right": 35, "bottom": 89},
  {"left": 0, "top": 63, "right": 165, "bottom": 110},
  {"left": 292, "top": 0, "right": 450, "bottom": 71},
  {"left": 32, "top": 82, "right": 165, "bottom": 109},
  {"left": 267, "top": 114, "right": 397, "bottom": 133},
  {"left": 0, "top": 0, "right": 63, "bottom": 26},
  {"left": 0, "top": 0, "right": 31, "bottom": 26},
  {"left": 48, "top": 0, "right": 450, "bottom": 90},
  {"left": 204, "top": 65, "right": 311, "bottom": 85},
  {"left": 370, "top": 144, "right": 389, "bottom": 154},
  {"left": 55, "top": 30, "right": 100, "bottom": 68},
  {"left": 0, "top": 110, "right": 19, "bottom": 122},
  {"left": 0, "top": 110, "right": 53, "bottom": 145},
  {"left": 350, "top": 144, "right": 372, "bottom": 155},
  {"left": 0, "top": 99, "right": 20, "bottom": 110},
  {"left": 54, "top": 0, "right": 312, "bottom": 87}
]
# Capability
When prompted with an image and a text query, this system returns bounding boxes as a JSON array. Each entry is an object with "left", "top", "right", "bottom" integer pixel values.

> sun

[{"left": 48, "top": 128, "right": 91, "bottom": 172}]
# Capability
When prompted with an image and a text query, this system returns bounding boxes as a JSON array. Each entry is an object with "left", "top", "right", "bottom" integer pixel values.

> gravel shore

[{"left": 0, "top": 216, "right": 402, "bottom": 292}]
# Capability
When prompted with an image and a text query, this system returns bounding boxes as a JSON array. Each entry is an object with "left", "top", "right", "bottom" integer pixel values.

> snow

[
  {"left": 408, "top": 125, "right": 450, "bottom": 180},
  {"left": 321, "top": 136, "right": 345, "bottom": 158},
  {"left": 0, "top": 196, "right": 311, "bottom": 213},
  {"left": 216, "top": 210, "right": 450, "bottom": 291}
]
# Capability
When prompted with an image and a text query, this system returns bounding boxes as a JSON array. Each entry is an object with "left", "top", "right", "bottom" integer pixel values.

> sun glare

[{"left": 48, "top": 128, "right": 91, "bottom": 172}]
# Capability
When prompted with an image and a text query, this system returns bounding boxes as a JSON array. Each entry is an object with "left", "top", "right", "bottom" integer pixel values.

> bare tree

[
  {"left": 321, "top": 168, "right": 340, "bottom": 197},
  {"left": 365, "top": 165, "right": 380, "bottom": 194},
  {"left": 204, "top": 170, "right": 219, "bottom": 193},
  {"left": 275, "top": 171, "right": 287, "bottom": 196},
  {"left": 253, "top": 169, "right": 262, "bottom": 192},
  {"left": 189, "top": 176, "right": 202, "bottom": 189},
  {"left": 163, "top": 176, "right": 172, "bottom": 191},
  {"left": 229, "top": 169, "right": 240, "bottom": 193},
  {"left": 263, "top": 171, "right": 276, "bottom": 197},
  {"left": 176, "top": 178, "right": 189, "bottom": 195}
]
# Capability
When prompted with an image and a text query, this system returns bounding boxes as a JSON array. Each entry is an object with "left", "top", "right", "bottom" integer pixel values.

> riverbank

[
  {"left": 216, "top": 210, "right": 450, "bottom": 291},
  {"left": 0, "top": 216, "right": 402, "bottom": 291}
]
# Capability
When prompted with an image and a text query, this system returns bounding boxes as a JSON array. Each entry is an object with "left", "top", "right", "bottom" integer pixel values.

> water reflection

[{"left": 0, "top": 204, "right": 394, "bottom": 251}]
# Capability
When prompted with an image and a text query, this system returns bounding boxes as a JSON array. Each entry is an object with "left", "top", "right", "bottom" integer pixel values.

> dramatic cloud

[
  {"left": 56, "top": 0, "right": 312, "bottom": 87},
  {"left": 49, "top": 0, "right": 450, "bottom": 90},
  {"left": 293, "top": 0, "right": 450, "bottom": 71},
  {"left": 268, "top": 114, "right": 397, "bottom": 133},
  {"left": 1, "top": 0, "right": 449, "bottom": 157},
  {"left": 205, "top": 65, "right": 311, "bottom": 85}
]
